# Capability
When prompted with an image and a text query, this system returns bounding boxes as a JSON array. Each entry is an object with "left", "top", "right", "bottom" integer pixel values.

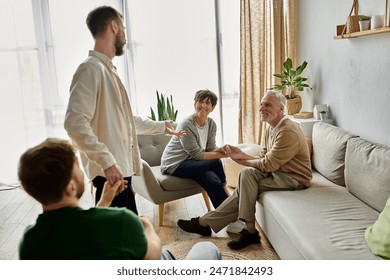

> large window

[
  {"left": 0, "top": 0, "right": 45, "bottom": 184},
  {"left": 0, "top": 0, "right": 239, "bottom": 184},
  {"left": 125, "top": 0, "right": 239, "bottom": 144},
  {"left": 218, "top": 0, "right": 240, "bottom": 145},
  {"left": 126, "top": 0, "right": 220, "bottom": 123},
  {"left": 48, "top": 0, "right": 124, "bottom": 107}
]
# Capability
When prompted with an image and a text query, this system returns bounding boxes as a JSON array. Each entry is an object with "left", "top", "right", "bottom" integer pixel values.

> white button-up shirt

[{"left": 65, "top": 50, "right": 165, "bottom": 179}]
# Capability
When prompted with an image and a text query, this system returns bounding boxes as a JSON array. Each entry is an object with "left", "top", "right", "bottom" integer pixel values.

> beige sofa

[{"left": 224, "top": 122, "right": 390, "bottom": 259}]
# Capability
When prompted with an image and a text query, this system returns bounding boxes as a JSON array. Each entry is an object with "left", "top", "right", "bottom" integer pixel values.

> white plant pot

[{"left": 359, "top": 20, "right": 370, "bottom": 31}]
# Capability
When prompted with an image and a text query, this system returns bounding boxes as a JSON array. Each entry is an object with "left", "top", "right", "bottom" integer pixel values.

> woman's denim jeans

[{"left": 173, "top": 159, "right": 228, "bottom": 208}]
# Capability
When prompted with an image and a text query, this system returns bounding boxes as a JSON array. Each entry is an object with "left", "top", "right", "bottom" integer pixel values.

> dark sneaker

[
  {"left": 227, "top": 229, "right": 261, "bottom": 250},
  {"left": 177, "top": 217, "right": 212, "bottom": 236}
]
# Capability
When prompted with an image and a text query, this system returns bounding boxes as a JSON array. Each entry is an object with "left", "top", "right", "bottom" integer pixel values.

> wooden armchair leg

[
  {"left": 158, "top": 203, "right": 164, "bottom": 226},
  {"left": 201, "top": 191, "right": 211, "bottom": 211}
]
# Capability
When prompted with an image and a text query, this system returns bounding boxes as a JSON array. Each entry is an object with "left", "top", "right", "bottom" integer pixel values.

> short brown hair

[
  {"left": 86, "top": 6, "right": 123, "bottom": 38},
  {"left": 194, "top": 89, "right": 218, "bottom": 108},
  {"left": 18, "top": 138, "right": 76, "bottom": 205}
]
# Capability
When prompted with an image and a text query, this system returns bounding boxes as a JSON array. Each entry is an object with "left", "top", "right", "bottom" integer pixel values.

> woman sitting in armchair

[{"left": 160, "top": 89, "right": 229, "bottom": 209}]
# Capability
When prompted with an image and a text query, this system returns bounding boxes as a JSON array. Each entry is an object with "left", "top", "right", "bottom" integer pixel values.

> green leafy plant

[
  {"left": 359, "top": 15, "right": 371, "bottom": 21},
  {"left": 268, "top": 57, "right": 312, "bottom": 99},
  {"left": 149, "top": 90, "right": 178, "bottom": 121}
]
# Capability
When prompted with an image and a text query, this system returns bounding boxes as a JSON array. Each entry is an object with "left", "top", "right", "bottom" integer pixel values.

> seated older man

[{"left": 177, "top": 90, "right": 312, "bottom": 250}]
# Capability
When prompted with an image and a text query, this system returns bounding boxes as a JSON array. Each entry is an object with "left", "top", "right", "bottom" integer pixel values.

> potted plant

[
  {"left": 268, "top": 57, "right": 312, "bottom": 115},
  {"left": 149, "top": 90, "right": 178, "bottom": 121},
  {"left": 319, "top": 110, "right": 327, "bottom": 120},
  {"left": 359, "top": 15, "right": 371, "bottom": 31}
]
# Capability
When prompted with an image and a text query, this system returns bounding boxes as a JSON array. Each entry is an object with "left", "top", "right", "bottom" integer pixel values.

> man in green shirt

[{"left": 18, "top": 138, "right": 220, "bottom": 260}]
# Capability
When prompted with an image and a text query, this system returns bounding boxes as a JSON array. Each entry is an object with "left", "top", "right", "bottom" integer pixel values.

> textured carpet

[{"left": 163, "top": 235, "right": 280, "bottom": 260}]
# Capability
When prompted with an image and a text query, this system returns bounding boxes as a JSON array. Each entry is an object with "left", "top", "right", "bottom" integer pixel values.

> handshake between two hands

[{"left": 215, "top": 144, "right": 257, "bottom": 165}]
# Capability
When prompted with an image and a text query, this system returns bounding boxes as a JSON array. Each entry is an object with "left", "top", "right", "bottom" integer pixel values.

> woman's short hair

[
  {"left": 18, "top": 138, "right": 76, "bottom": 205},
  {"left": 194, "top": 89, "right": 218, "bottom": 108}
]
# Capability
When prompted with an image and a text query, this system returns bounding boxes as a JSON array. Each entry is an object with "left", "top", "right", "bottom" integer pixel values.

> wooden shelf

[{"left": 333, "top": 26, "right": 390, "bottom": 39}]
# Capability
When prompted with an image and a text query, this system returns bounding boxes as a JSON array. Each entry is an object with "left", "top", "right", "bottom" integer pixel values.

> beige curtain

[{"left": 238, "top": 0, "right": 297, "bottom": 144}]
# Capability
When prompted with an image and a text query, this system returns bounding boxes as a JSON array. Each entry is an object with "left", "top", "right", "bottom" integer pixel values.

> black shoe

[
  {"left": 177, "top": 217, "right": 212, "bottom": 236},
  {"left": 227, "top": 229, "right": 261, "bottom": 250}
]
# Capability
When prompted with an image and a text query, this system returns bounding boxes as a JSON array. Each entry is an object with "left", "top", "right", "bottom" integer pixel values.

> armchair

[{"left": 132, "top": 134, "right": 211, "bottom": 226}]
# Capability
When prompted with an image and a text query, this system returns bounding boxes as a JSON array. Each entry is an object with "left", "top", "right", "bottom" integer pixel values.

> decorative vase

[
  {"left": 371, "top": 15, "right": 384, "bottom": 29},
  {"left": 285, "top": 95, "right": 302, "bottom": 115}
]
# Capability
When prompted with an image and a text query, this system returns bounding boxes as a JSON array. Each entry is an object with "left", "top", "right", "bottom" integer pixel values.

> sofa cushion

[
  {"left": 365, "top": 196, "right": 390, "bottom": 259},
  {"left": 137, "top": 134, "right": 171, "bottom": 166},
  {"left": 150, "top": 166, "right": 201, "bottom": 191},
  {"left": 256, "top": 174, "right": 380, "bottom": 259},
  {"left": 312, "top": 122, "right": 355, "bottom": 186},
  {"left": 345, "top": 137, "right": 390, "bottom": 212}
]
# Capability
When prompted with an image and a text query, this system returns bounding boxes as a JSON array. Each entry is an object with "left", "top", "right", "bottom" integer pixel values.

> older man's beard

[
  {"left": 115, "top": 34, "right": 125, "bottom": 56},
  {"left": 260, "top": 112, "right": 268, "bottom": 122}
]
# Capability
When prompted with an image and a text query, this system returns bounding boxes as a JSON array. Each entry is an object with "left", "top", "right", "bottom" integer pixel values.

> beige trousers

[{"left": 202, "top": 167, "right": 305, "bottom": 233}]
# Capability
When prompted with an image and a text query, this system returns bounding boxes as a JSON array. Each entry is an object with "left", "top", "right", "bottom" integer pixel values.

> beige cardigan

[
  {"left": 258, "top": 118, "right": 312, "bottom": 187},
  {"left": 65, "top": 51, "right": 165, "bottom": 179}
]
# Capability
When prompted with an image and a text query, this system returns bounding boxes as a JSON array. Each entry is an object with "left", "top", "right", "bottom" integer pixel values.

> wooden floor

[{"left": 0, "top": 184, "right": 237, "bottom": 260}]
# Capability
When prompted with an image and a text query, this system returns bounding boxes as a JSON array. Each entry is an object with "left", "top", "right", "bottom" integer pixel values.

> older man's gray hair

[{"left": 265, "top": 90, "right": 286, "bottom": 107}]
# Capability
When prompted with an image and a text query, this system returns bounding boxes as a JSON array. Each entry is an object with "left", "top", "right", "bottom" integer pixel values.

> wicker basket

[
  {"left": 347, "top": 15, "right": 362, "bottom": 33},
  {"left": 345, "top": 0, "right": 361, "bottom": 34}
]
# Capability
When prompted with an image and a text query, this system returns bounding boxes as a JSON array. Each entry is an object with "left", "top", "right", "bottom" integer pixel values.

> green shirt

[{"left": 19, "top": 207, "right": 147, "bottom": 260}]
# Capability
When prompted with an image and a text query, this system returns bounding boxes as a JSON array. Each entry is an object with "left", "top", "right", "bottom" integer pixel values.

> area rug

[{"left": 163, "top": 236, "right": 280, "bottom": 260}]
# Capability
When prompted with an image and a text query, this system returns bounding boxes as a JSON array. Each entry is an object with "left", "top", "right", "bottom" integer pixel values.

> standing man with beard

[
  {"left": 177, "top": 91, "right": 312, "bottom": 250},
  {"left": 64, "top": 6, "right": 185, "bottom": 214}
]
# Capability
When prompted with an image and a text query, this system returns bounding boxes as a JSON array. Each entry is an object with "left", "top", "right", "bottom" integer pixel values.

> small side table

[{"left": 289, "top": 117, "right": 334, "bottom": 138}]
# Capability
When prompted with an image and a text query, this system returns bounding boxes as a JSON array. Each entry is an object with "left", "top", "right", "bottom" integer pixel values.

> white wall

[{"left": 298, "top": 0, "right": 390, "bottom": 147}]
